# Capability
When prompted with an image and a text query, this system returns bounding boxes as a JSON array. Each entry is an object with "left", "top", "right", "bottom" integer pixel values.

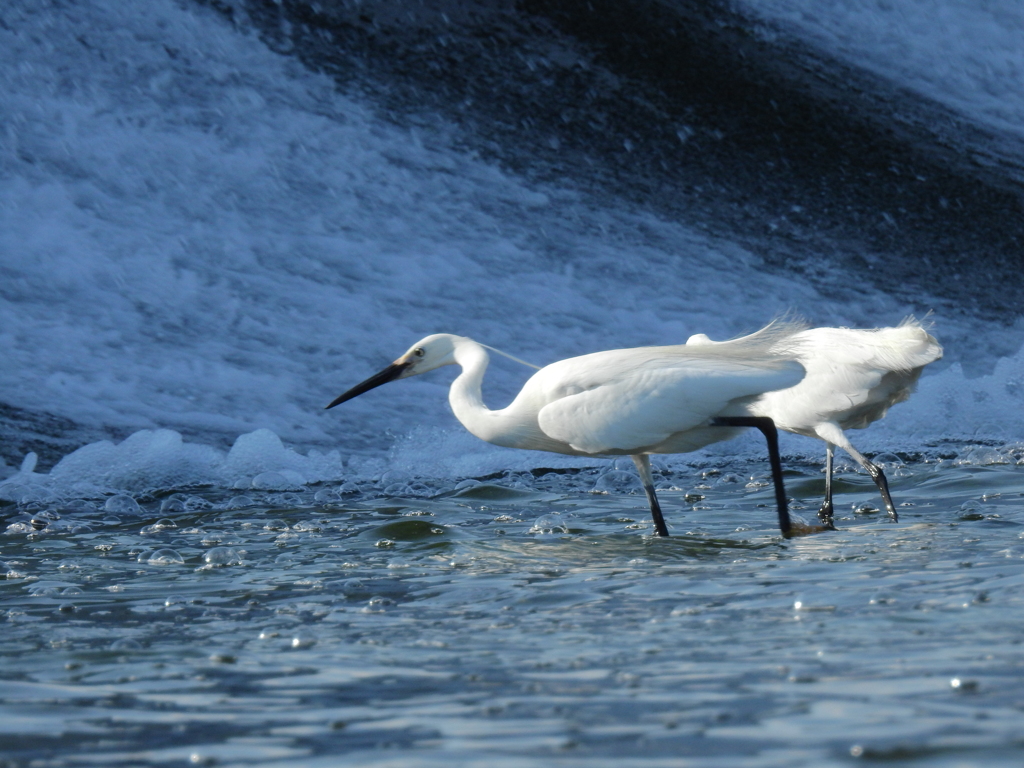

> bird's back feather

[
  {"left": 528, "top": 322, "right": 807, "bottom": 454},
  {"left": 749, "top": 317, "right": 942, "bottom": 435}
]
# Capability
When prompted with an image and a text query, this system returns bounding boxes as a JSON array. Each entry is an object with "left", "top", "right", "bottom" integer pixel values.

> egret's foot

[
  {"left": 865, "top": 462, "right": 899, "bottom": 523},
  {"left": 883, "top": 498, "right": 900, "bottom": 523},
  {"left": 816, "top": 500, "right": 836, "bottom": 529}
]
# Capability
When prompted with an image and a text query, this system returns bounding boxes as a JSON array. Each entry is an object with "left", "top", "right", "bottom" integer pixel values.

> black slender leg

[
  {"left": 631, "top": 454, "right": 670, "bottom": 537},
  {"left": 865, "top": 461, "right": 899, "bottom": 523},
  {"left": 817, "top": 445, "right": 835, "bottom": 528},
  {"left": 643, "top": 484, "right": 670, "bottom": 538},
  {"left": 710, "top": 417, "right": 791, "bottom": 536}
]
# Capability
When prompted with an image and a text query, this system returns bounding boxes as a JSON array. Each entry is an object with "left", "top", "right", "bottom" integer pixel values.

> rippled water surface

[{"left": 3, "top": 458, "right": 1024, "bottom": 767}]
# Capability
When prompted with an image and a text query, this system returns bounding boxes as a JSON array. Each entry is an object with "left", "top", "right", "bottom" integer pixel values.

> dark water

[
  {"left": 3, "top": 458, "right": 1024, "bottom": 766},
  {"left": 237, "top": 0, "right": 1024, "bottom": 334}
]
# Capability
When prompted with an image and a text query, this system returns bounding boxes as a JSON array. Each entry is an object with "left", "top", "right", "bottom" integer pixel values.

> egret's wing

[
  {"left": 537, "top": 357, "right": 804, "bottom": 454},
  {"left": 774, "top": 325, "right": 943, "bottom": 419}
]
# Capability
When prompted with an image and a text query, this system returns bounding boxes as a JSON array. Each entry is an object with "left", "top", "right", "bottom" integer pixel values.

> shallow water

[{"left": 2, "top": 458, "right": 1024, "bottom": 767}]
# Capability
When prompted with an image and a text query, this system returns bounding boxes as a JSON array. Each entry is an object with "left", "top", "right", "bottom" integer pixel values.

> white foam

[
  {"left": 0, "top": 0, "right": 845, "bottom": 452},
  {"left": 0, "top": 428, "right": 345, "bottom": 499},
  {"left": 2, "top": 0, "right": 1021, "bottom": 495},
  {"left": 740, "top": 0, "right": 1024, "bottom": 140},
  {"left": 4, "top": 340, "right": 1023, "bottom": 497}
]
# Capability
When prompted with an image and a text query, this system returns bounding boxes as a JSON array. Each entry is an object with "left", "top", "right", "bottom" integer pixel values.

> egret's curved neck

[
  {"left": 448, "top": 340, "right": 497, "bottom": 440},
  {"left": 446, "top": 337, "right": 549, "bottom": 452}
]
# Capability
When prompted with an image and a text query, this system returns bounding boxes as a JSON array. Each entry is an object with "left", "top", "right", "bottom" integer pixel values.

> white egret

[
  {"left": 688, "top": 318, "right": 942, "bottom": 525},
  {"left": 326, "top": 322, "right": 811, "bottom": 537}
]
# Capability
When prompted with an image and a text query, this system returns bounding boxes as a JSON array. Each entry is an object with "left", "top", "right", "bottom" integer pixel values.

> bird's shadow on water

[{"left": 462, "top": 530, "right": 784, "bottom": 569}]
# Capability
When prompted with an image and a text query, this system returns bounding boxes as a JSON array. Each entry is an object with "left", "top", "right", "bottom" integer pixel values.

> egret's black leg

[
  {"left": 710, "top": 416, "right": 791, "bottom": 536},
  {"left": 836, "top": 439, "right": 900, "bottom": 523},
  {"left": 817, "top": 444, "right": 836, "bottom": 528},
  {"left": 643, "top": 486, "right": 670, "bottom": 538},
  {"left": 865, "top": 461, "right": 899, "bottom": 523},
  {"left": 631, "top": 454, "right": 670, "bottom": 537}
]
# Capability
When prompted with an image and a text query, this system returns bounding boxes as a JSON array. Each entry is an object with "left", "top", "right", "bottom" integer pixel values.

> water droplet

[
  {"left": 225, "top": 495, "right": 255, "bottom": 509},
  {"left": 165, "top": 595, "right": 187, "bottom": 607},
  {"left": 291, "top": 635, "right": 315, "bottom": 649},
  {"left": 375, "top": 539, "right": 396, "bottom": 548},
  {"left": 104, "top": 495, "right": 141, "bottom": 515}
]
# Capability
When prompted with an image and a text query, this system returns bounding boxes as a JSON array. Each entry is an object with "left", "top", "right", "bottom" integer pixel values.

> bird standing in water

[
  {"left": 327, "top": 322, "right": 808, "bottom": 537},
  {"left": 688, "top": 318, "right": 942, "bottom": 526}
]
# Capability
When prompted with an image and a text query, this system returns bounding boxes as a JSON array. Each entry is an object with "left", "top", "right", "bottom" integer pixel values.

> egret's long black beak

[{"left": 325, "top": 361, "right": 411, "bottom": 409}]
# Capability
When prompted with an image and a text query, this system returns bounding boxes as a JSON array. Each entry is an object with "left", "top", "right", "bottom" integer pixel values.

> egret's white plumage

[
  {"left": 689, "top": 317, "right": 942, "bottom": 523},
  {"left": 328, "top": 321, "right": 809, "bottom": 536}
]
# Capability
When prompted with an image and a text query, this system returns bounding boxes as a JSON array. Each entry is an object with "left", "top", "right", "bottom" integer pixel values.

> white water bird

[
  {"left": 688, "top": 318, "right": 942, "bottom": 525},
  {"left": 327, "top": 322, "right": 809, "bottom": 537}
]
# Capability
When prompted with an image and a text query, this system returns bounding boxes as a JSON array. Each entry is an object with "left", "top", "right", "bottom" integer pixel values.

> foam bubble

[
  {"left": 530, "top": 513, "right": 569, "bottom": 535},
  {"left": 202, "top": 547, "right": 242, "bottom": 567},
  {"left": 104, "top": 495, "right": 141, "bottom": 515},
  {"left": 0, "top": 427, "right": 344, "bottom": 497},
  {"left": 140, "top": 549, "right": 185, "bottom": 565}
]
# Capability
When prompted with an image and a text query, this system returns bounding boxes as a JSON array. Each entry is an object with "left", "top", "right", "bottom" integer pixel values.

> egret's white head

[
  {"left": 393, "top": 334, "right": 460, "bottom": 378},
  {"left": 325, "top": 334, "right": 464, "bottom": 409}
]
